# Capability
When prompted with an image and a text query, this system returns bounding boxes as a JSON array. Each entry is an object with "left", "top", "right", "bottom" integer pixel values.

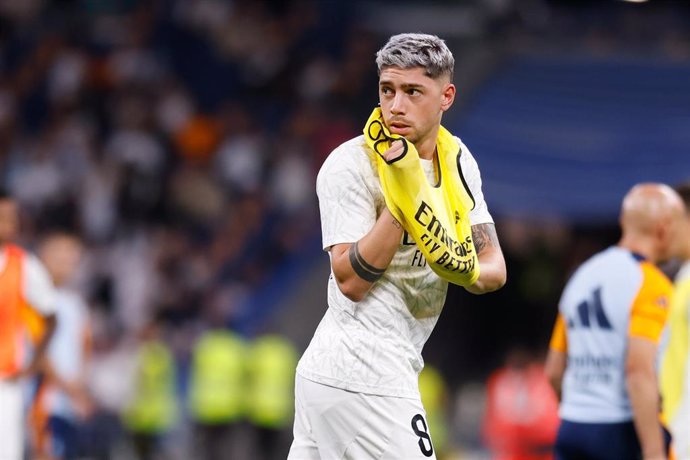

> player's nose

[{"left": 390, "top": 93, "right": 406, "bottom": 115}]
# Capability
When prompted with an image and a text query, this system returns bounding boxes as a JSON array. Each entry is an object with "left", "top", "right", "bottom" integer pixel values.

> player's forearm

[
  {"left": 544, "top": 349, "right": 566, "bottom": 401},
  {"left": 24, "top": 314, "right": 57, "bottom": 376},
  {"left": 464, "top": 223, "right": 506, "bottom": 294},
  {"left": 331, "top": 208, "right": 403, "bottom": 302},
  {"left": 465, "top": 246, "right": 506, "bottom": 294},
  {"left": 626, "top": 370, "right": 666, "bottom": 459}
]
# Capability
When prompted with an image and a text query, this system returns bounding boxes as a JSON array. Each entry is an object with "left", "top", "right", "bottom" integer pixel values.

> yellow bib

[
  {"left": 660, "top": 273, "right": 690, "bottom": 426},
  {"left": 363, "top": 108, "right": 480, "bottom": 287}
]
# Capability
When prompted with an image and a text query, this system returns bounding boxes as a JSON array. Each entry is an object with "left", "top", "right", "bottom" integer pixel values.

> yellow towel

[{"left": 363, "top": 108, "right": 480, "bottom": 287}]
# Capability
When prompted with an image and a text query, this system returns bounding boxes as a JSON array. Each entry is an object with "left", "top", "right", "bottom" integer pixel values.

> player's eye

[
  {"left": 381, "top": 86, "right": 393, "bottom": 95},
  {"left": 407, "top": 88, "right": 421, "bottom": 96}
]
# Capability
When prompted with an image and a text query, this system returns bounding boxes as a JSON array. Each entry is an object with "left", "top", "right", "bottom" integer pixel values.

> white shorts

[
  {"left": 0, "top": 379, "right": 24, "bottom": 460},
  {"left": 288, "top": 374, "right": 436, "bottom": 460}
]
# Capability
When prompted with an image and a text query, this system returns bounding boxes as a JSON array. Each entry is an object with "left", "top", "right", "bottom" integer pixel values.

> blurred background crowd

[{"left": 2, "top": 0, "right": 690, "bottom": 459}]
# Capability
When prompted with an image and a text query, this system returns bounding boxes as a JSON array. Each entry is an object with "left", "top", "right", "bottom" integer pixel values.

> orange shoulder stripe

[
  {"left": 628, "top": 261, "right": 672, "bottom": 342},
  {"left": 549, "top": 313, "right": 568, "bottom": 353}
]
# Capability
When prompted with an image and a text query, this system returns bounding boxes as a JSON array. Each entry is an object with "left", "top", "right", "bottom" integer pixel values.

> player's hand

[
  {"left": 65, "top": 381, "right": 95, "bottom": 419},
  {"left": 5, "top": 365, "right": 34, "bottom": 382},
  {"left": 383, "top": 139, "right": 406, "bottom": 162},
  {"left": 72, "top": 390, "right": 95, "bottom": 420}
]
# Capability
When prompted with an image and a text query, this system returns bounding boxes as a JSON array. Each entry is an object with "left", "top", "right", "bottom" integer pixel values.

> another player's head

[
  {"left": 619, "top": 183, "right": 686, "bottom": 263},
  {"left": 376, "top": 33, "right": 456, "bottom": 148},
  {"left": 674, "top": 181, "right": 690, "bottom": 261},
  {"left": 0, "top": 188, "right": 19, "bottom": 247},
  {"left": 39, "top": 232, "right": 83, "bottom": 287}
]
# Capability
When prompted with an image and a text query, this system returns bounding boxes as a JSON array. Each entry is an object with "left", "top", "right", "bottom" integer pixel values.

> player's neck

[
  {"left": 617, "top": 237, "right": 656, "bottom": 263},
  {"left": 415, "top": 129, "right": 439, "bottom": 160}
]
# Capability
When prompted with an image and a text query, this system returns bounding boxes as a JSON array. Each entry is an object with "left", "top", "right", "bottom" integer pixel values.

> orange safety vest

[
  {"left": 0, "top": 245, "right": 27, "bottom": 377},
  {"left": 482, "top": 363, "right": 560, "bottom": 460},
  {"left": 0, "top": 245, "right": 42, "bottom": 378}
]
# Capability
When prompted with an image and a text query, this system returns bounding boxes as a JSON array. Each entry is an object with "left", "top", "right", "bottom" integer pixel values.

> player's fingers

[{"left": 383, "top": 140, "right": 405, "bottom": 162}]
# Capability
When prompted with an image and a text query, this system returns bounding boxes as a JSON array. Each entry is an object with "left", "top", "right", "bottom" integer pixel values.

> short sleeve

[
  {"left": 457, "top": 140, "right": 493, "bottom": 226},
  {"left": 23, "top": 254, "right": 57, "bottom": 316},
  {"left": 549, "top": 313, "right": 568, "bottom": 353},
  {"left": 317, "top": 143, "right": 378, "bottom": 250},
  {"left": 628, "top": 262, "right": 672, "bottom": 343}
]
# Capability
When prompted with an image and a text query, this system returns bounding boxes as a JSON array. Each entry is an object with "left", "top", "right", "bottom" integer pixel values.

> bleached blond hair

[{"left": 375, "top": 33, "right": 454, "bottom": 81}]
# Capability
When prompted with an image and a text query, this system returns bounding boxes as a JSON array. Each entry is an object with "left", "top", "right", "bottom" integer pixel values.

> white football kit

[
  {"left": 43, "top": 288, "right": 90, "bottom": 420},
  {"left": 289, "top": 135, "right": 492, "bottom": 459},
  {"left": 0, "top": 248, "right": 56, "bottom": 460}
]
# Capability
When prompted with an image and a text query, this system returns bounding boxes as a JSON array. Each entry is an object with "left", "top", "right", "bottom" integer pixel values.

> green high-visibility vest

[
  {"left": 123, "top": 340, "right": 178, "bottom": 434},
  {"left": 188, "top": 329, "right": 246, "bottom": 424},
  {"left": 246, "top": 335, "right": 297, "bottom": 429},
  {"left": 419, "top": 366, "right": 448, "bottom": 454}
]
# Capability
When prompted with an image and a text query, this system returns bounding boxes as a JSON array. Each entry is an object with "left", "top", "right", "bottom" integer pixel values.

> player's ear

[
  {"left": 655, "top": 217, "right": 672, "bottom": 253},
  {"left": 440, "top": 83, "right": 455, "bottom": 112}
]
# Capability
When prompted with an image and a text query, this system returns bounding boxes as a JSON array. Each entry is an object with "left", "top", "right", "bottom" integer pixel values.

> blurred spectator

[
  {"left": 187, "top": 316, "right": 246, "bottom": 460},
  {"left": 419, "top": 365, "right": 451, "bottom": 459},
  {"left": 212, "top": 105, "right": 266, "bottom": 197},
  {"left": 31, "top": 232, "right": 94, "bottom": 460},
  {"left": 122, "top": 317, "right": 178, "bottom": 460},
  {"left": 173, "top": 114, "right": 221, "bottom": 165},
  {"left": 85, "top": 322, "right": 137, "bottom": 459},
  {"left": 246, "top": 334, "right": 298, "bottom": 460},
  {"left": 482, "top": 347, "right": 560, "bottom": 460}
]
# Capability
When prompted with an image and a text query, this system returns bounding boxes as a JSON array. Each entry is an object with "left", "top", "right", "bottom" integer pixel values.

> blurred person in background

[
  {"left": 84, "top": 320, "right": 136, "bottom": 460},
  {"left": 0, "top": 188, "right": 57, "bottom": 460},
  {"left": 418, "top": 365, "right": 451, "bottom": 459},
  {"left": 246, "top": 334, "right": 298, "bottom": 460},
  {"left": 289, "top": 33, "right": 506, "bottom": 459},
  {"left": 187, "top": 315, "right": 246, "bottom": 460},
  {"left": 545, "top": 183, "right": 686, "bottom": 460},
  {"left": 31, "top": 232, "right": 94, "bottom": 460},
  {"left": 482, "top": 347, "right": 559, "bottom": 460},
  {"left": 122, "top": 314, "right": 178, "bottom": 460},
  {"left": 660, "top": 182, "right": 690, "bottom": 459}
]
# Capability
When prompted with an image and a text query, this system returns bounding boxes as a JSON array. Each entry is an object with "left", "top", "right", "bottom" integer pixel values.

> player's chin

[{"left": 399, "top": 132, "right": 417, "bottom": 144}]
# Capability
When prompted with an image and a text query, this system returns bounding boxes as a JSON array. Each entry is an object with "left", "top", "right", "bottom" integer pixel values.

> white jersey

[
  {"left": 297, "top": 135, "right": 493, "bottom": 399},
  {"left": 554, "top": 247, "right": 672, "bottom": 423},
  {"left": 0, "top": 248, "right": 56, "bottom": 316},
  {"left": 44, "top": 288, "right": 90, "bottom": 419}
]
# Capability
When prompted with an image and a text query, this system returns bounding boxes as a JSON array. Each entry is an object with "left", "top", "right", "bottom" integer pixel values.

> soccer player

[
  {"left": 288, "top": 33, "right": 506, "bottom": 459},
  {"left": 545, "top": 183, "right": 687, "bottom": 460},
  {"left": 0, "top": 188, "right": 57, "bottom": 460},
  {"left": 32, "top": 232, "right": 93, "bottom": 460},
  {"left": 660, "top": 181, "right": 690, "bottom": 459}
]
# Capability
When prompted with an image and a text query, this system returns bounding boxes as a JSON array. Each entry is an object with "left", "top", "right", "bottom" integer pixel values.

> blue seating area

[{"left": 454, "top": 54, "right": 690, "bottom": 222}]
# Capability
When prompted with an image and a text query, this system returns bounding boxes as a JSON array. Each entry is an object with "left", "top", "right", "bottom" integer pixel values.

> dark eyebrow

[{"left": 379, "top": 81, "right": 425, "bottom": 90}]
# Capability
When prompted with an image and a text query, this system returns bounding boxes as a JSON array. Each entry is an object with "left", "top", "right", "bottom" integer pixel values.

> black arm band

[{"left": 349, "top": 242, "right": 385, "bottom": 283}]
